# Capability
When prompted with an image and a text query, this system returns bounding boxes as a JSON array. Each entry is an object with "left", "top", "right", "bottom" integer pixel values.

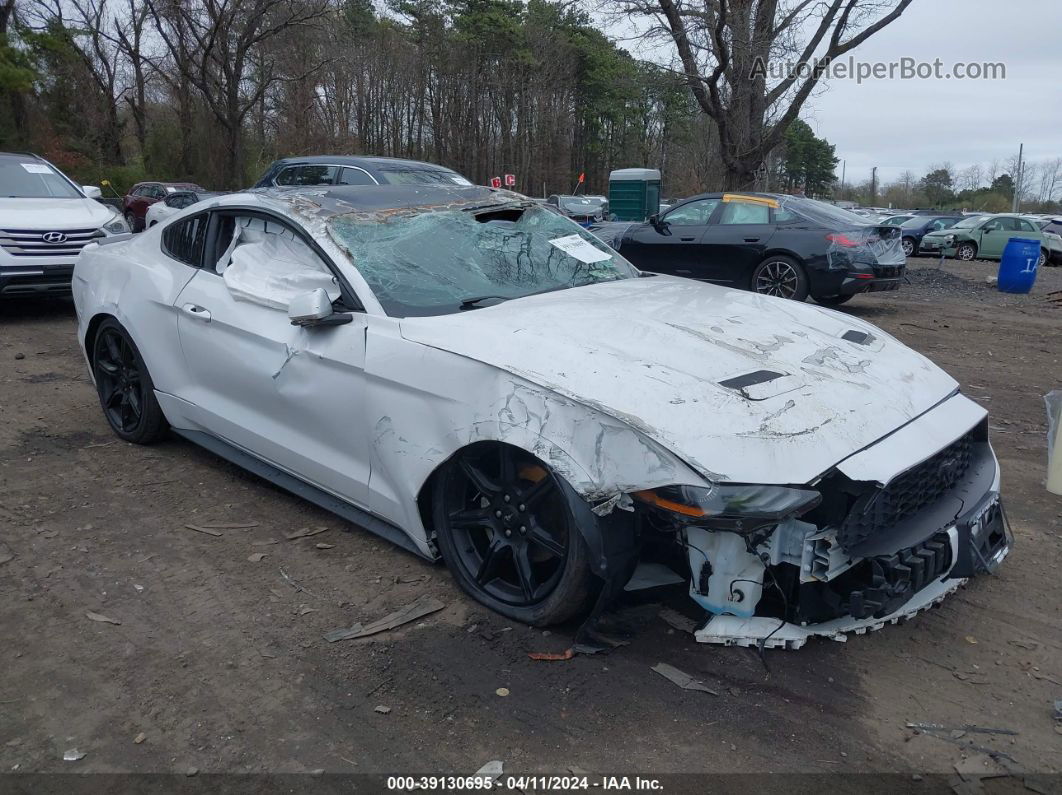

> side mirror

[
  {"left": 82, "top": 185, "right": 103, "bottom": 199},
  {"left": 288, "top": 288, "right": 352, "bottom": 327}
]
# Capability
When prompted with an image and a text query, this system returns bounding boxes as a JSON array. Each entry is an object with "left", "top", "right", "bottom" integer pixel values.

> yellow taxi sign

[{"left": 721, "top": 193, "right": 779, "bottom": 208}]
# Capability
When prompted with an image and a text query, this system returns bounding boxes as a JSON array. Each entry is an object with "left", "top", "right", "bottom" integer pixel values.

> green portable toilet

[{"left": 608, "top": 168, "right": 661, "bottom": 221}]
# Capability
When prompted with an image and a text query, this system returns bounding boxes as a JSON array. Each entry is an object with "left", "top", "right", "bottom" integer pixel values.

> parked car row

[{"left": 919, "top": 213, "right": 1049, "bottom": 266}]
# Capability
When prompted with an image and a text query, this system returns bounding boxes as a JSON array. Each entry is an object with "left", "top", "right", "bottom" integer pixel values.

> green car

[{"left": 919, "top": 213, "right": 1047, "bottom": 266}]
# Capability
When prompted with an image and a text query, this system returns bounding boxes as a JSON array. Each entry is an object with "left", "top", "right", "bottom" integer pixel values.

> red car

[{"left": 122, "top": 181, "right": 205, "bottom": 232}]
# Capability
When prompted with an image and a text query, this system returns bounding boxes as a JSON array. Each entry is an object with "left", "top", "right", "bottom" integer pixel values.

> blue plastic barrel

[{"left": 997, "top": 238, "right": 1040, "bottom": 294}]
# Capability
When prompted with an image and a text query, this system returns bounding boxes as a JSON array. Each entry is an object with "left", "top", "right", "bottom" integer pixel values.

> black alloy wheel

[
  {"left": 434, "top": 444, "right": 595, "bottom": 625},
  {"left": 92, "top": 319, "right": 168, "bottom": 443},
  {"left": 751, "top": 256, "right": 809, "bottom": 301}
]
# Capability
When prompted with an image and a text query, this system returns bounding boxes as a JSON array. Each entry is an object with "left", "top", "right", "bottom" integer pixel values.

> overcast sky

[{"left": 609, "top": 0, "right": 1062, "bottom": 188}]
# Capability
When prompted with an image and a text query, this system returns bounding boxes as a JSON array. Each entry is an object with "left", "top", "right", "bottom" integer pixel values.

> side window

[
  {"left": 983, "top": 218, "right": 1002, "bottom": 231},
  {"left": 1000, "top": 217, "right": 1019, "bottom": 231},
  {"left": 161, "top": 213, "right": 209, "bottom": 267},
  {"left": 132, "top": 185, "right": 147, "bottom": 197},
  {"left": 927, "top": 219, "right": 947, "bottom": 231},
  {"left": 718, "top": 201, "right": 771, "bottom": 225},
  {"left": 166, "top": 194, "right": 185, "bottom": 208},
  {"left": 773, "top": 207, "right": 800, "bottom": 223},
  {"left": 212, "top": 213, "right": 340, "bottom": 311},
  {"left": 1018, "top": 219, "right": 1036, "bottom": 232},
  {"left": 275, "top": 165, "right": 337, "bottom": 186},
  {"left": 337, "top": 167, "right": 376, "bottom": 186},
  {"left": 663, "top": 198, "right": 720, "bottom": 226}
]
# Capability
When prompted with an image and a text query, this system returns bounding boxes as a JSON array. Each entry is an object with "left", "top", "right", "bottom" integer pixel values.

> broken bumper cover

[{"left": 692, "top": 490, "right": 1011, "bottom": 650}]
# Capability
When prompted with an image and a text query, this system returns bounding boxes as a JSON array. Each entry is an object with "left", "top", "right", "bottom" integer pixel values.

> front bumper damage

[{"left": 633, "top": 402, "right": 1012, "bottom": 650}]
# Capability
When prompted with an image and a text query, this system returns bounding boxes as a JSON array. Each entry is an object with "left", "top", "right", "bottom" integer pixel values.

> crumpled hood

[
  {"left": 0, "top": 197, "right": 115, "bottom": 229},
  {"left": 399, "top": 276, "right": 958, "bottom": 485}
]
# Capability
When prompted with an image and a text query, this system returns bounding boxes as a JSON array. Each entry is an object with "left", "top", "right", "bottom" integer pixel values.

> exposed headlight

[
  {"left": 633, "top": 484, "right": 820, "bottom": 532},
  {"left": 101, "top": 214, "right": 130, "bottom": 235},
  {"left": 944, "top": 234, "right": 956, "bottom": 247}
]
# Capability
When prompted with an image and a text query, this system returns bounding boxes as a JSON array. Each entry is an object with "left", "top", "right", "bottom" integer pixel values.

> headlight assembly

[
  {"left": 101, "top": 214, "right": 130, "bottom": 235},
  {"left": 633, "top": 483, "right": 820, "bottom": 533}
]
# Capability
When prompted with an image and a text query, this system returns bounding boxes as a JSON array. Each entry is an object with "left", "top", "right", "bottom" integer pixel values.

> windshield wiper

[{"left": 459, "top": 295, "right": 511, "bottom": 310}]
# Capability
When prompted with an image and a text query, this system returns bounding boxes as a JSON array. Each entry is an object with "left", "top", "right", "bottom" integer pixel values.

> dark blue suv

[
  {"left": 252, "top": 155, "right": 472, "bottom": 189},
  {"left": 897, "top": 215, "right": 964, "bottom": 257}
]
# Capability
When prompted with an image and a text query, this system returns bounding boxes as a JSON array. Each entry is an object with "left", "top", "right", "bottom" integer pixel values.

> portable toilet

[{"left": 608, "top": 168, "right": 661, "bottom": 221}]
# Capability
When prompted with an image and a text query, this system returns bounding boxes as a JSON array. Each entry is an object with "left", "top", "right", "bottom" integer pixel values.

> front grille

[
  {"left": 0, "top": 228, "right": 100, "bottom": 258},
  {"left": 838, "top": 430, "right": 974, "bottom": 549}
]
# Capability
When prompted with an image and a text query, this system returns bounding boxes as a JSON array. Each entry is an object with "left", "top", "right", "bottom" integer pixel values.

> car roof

[
  {"left": 0, "top": 151, "right": 45, "bottom": 163},
  {"left": 216, "top": 184, "right": 524, "bottom": 219},
  {"left": 269, "top": 155, "right": 458, "bottom": 172}
]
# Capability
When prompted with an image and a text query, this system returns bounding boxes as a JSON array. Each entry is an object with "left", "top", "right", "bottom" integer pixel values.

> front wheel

[
  {"left": 901, "top": 237, "right": 916, "bottom": 257},
  {"left": 124, "top": 211, "right": 139, "bottom": 233},
  {"left": 1038, "top": 248, "right": 1047, "bottom": 268},
  {"left": 751, "top": 256, "right": 809, "bottom": 301},
  {"left": 955, "top": 242, "right": 977, "bottom": 261},
  {"left": 433, "top": 443, "right": 596, "bottom": 626},
  {"left": 813, "top": 293, "right": 854, "bottom": 307},
  {"left": 92, "top": 319, "right": 169, "bottom": 444}
]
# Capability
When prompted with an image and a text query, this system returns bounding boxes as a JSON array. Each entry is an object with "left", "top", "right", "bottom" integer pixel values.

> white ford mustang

[{"left": 72, "top": 185, "right": 1011, "bottom": 648}]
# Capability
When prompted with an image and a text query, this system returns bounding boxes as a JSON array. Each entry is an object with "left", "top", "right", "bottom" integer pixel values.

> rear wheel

[
  {"left": 433, "top": 443, "right": 596, "bottom": 626},
  {"left": 124, "top": 211, "right": 139, "bottom": 233},
  {"left": 92, "top": 319, "right": 168, "bottom": 444},
  {"left": 813, "top": 293, "right": 854, "bottom": 307},
  {"left": 1038, "top": 248, "right": 1047, "bottom": 268},
  {"left": 901, "top": 237, "right": 916, "bottom": 257},
  {"left": 955, "top": 242, "right": 977, "bottom": 261},
  {"left": 751, "top": 256, "right": 809, "bottom": 301}
]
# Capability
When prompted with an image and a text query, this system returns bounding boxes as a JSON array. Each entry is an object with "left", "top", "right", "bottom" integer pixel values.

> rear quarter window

[{"left": 162, "top": 213, "right": 209, "bottom": 267}]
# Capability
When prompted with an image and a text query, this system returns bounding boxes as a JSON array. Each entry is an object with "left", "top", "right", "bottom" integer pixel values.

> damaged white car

[{"left": 72, "top": 185, "right": 1011, "bottom": 648}]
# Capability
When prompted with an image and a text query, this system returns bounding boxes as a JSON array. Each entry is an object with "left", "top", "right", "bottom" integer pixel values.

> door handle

[
  {"left": 181, "top": 303, "right": 212, "bottom": 322},
  {"left": 744, "top": 237, "right": 761, "bottom": 242},
  {"left": 680, "top": 236, "right": 697, "bottom": 242}
]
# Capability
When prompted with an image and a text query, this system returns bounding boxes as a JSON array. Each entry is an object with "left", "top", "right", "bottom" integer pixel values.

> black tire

[
  {"left": 813, "top": 293, "right": 854, "bottom": 307},
  {"left": 751, "top": 255, "right": 809, "bottom": 301},
  {"left": 1038, "top": 248, "right": 1047, "bottom": 268},
  {"left": 955, "top": 241, "right": 977, "bottom": 261},
  {"left": 901, "top": 237, "right": 916, "bottom": 257},
  {"left": 124, "top": 211, "right": 140, "bottom": 233},
  {"left": 92, "top": 318, "right": 168, "bottom": 444},
  {"left": 433, "top": 443, "right": 596, "bottom": 626},
  {"left": 148, "top": 220, "right": 157, "bottom": 228}
]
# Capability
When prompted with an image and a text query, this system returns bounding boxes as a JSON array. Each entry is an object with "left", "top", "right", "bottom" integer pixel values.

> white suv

[{"left": 0, "top": 152, "right": 129, "bottom": 298}]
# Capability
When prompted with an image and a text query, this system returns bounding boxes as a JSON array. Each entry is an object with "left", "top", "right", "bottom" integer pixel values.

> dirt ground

[{"left": 1, "top": 256, "right": 1061, "bottom": 782}]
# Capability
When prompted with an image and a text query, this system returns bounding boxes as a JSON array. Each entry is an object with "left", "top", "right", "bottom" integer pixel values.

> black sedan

[{"left": 590, "top": 192, "right": 905, "bottom": 305}]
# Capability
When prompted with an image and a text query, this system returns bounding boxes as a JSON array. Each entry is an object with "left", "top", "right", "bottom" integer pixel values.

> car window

[
  {"left": 773, "top": 207, "right": 800, "bottom": 223},
  {"left": 664, "top": 199, "right": 720, "bottom": 226},
  {"left": 926, "top": 219, "right": 950, "bottom": 231},
  {"left": 985, "top": 217, "right": 1018, "bottom": 232},
  {"left": 337, "top": 167, "right": 376, "bottom": 186},
  {"left": 166, "top": 194, "right": 188, "bottom": 208},
  {"left": 718, "top": 201, "right": 771, "bottom": 225},
  {"left": 328, "top": 202, "right": 638, "bottom": 317},
  {"left": 377, "top": 168, "right": 472, "bottom": 186},
  {"left": 276, "top": 165, "right": 338, "bottom": 186},
  {"left": 1018, "top": 219, "right": 1037, "bottom": 232},
  {"left": 161, "top": 213, "right": 209, "bottom": 267},
  {"left": 212, "top": 213, "right": 340, "bottom": 311}
]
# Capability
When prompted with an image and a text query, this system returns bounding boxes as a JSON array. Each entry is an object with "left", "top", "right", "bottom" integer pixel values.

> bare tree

[
  {"left": 147, "top": 0, "right": 330, "bottom": 187},
  {"left": 614, "top": 0, "right": 913, "bottom": 189}
]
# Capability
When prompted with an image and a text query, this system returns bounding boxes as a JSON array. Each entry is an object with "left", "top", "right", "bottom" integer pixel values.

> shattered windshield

[{"left": 328, "top": 203, "right": 638, "bottom": 317}]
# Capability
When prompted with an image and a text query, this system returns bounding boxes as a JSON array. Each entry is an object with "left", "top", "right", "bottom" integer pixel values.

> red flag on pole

[{"left": 577, "top": 172, "right": 585, "bottom": 183}]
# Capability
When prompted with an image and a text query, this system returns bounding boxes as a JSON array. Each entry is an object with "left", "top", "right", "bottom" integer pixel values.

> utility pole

[
  {"left": 1011, "top": 143, "right": 1024, "bottom": 213},
  {"left": 870, "top": 166, "right": 877, "bottom": 205},
  {"left": 841, "top": 160, "right": 846, "bottom": 196}
]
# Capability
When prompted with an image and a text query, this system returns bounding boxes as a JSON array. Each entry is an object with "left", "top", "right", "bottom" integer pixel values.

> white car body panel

[
  {"left": 145, "top": 201, "right": 180, "bottom": 228},
  {"left": 400, "top": 275, "right": 957, "bottom": 485},
  {"left": 71, "top": 189, "right": 1009, "bottom": 645}
]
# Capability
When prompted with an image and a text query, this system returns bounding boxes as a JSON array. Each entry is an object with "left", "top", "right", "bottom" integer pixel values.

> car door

[
  {"left": 979, "top": 217, "right": 1019, "bottom": 258},
  {"left": 171, "top": 208, "right": 372, "bottom": 507},
  {"left": 697, "top": 198, "right": 776, "bottom": 284},
  {"left": 619, "top": 197, "right": 721, "bottom": 276}
]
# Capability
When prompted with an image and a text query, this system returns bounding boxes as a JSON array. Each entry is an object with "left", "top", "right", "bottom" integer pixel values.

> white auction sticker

[
  {"left": 549, "top": 234, "right": 610, "bottom": 263},
  {"left": 21, "top": 163, "right": 53, "bottom": 174}
]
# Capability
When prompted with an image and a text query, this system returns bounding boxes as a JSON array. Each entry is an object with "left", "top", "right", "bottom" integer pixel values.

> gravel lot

[{"left": 1, "top": 256, "right": 1061, "bottom": 779}]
